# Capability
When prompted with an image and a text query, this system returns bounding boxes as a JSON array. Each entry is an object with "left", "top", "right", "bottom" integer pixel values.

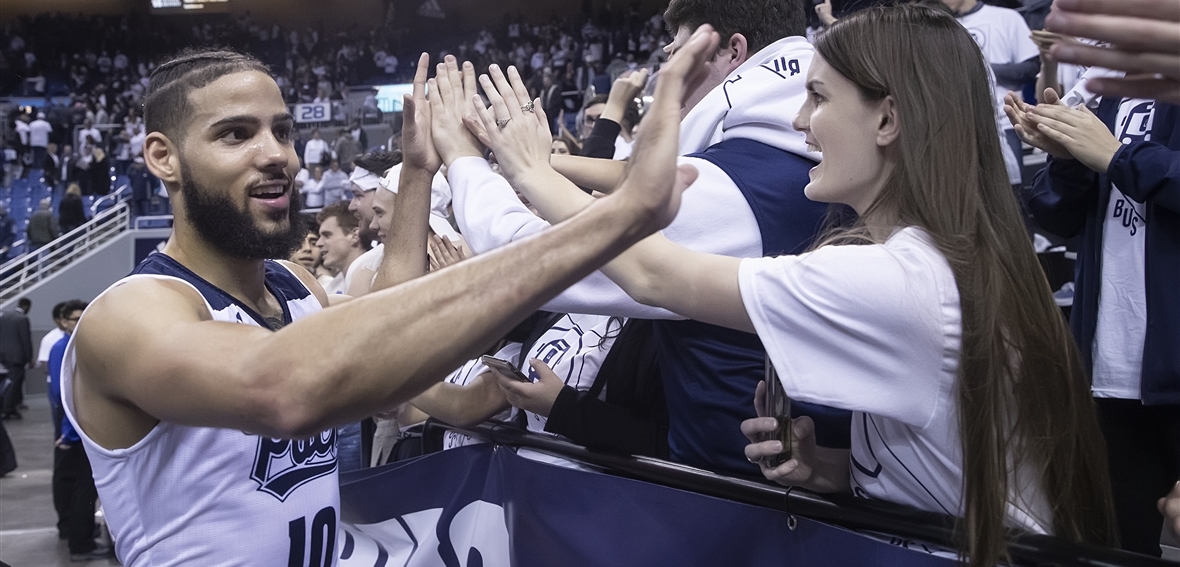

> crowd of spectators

[{"left": 0, "top": 5, "right": 674, "bottom": 245}]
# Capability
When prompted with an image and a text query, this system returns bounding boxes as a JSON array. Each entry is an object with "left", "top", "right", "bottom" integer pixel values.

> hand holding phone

[
  {"left": 760, "top": 359, "right": 793, "bottom": 467},
  {"left": 480, "top": 355, "right": 532, "bottom": 383}
]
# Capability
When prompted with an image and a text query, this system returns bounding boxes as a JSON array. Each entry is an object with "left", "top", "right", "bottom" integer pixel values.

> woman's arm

[
  {"left": 550, "top": 154, "right": 626, "bottom": 193},
  {"left": 471, "top": 62, "right": 752, "bottom": 332},
  {"left": 410, "top": 371, "right": 509, "bottom": 427}
]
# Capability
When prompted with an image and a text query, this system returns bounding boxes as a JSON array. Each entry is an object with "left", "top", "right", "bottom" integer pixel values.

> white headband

[
  {"left": 349, "top": 166, "right": 381, "bottom": 192},
  {"left": 378, "top": 163, "right": 402, "bottom": 194}
]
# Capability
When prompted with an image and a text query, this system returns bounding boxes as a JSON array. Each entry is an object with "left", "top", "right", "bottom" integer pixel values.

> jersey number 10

[{"left": 289, "top": 506, "right": 338, "bottom": 567}]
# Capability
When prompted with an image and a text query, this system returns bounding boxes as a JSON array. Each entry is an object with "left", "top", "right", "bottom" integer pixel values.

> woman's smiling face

[{"left": 792, "top": 56, "right": 894, "bottom": 216}]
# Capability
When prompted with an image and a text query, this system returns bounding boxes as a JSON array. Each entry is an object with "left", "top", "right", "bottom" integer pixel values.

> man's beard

[{"left": 181, "top": 163, "right": 306, "bottom": 260}]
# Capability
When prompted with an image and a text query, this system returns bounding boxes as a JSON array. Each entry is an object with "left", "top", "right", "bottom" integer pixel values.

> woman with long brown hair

[{"left": 473, "top": 5, "right": 1118, "bottom": 565}]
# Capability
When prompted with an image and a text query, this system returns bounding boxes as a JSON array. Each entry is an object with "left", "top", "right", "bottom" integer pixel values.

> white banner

[{"left": 294, "top": 102, "right": 331, "bottom": 124}]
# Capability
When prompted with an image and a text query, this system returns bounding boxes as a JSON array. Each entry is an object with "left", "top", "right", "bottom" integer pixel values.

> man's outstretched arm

[{"left": 72, "top": 26, "right": 722, "bottom": 448}]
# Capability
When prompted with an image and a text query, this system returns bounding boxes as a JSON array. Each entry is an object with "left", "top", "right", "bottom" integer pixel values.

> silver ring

[
  {"left": 520, "top": 100, "right": 535, "bottom": 113},
  {"left": 746, "top": 455, "right": 760, "bottom": 465},
  {"left": 496, "top": 118, "right": 511, "bottom": 128}
]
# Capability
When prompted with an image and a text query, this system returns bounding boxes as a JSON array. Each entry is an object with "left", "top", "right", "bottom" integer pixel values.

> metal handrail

[
  {"left": 450, "top": 421, "right": 1172, "bottom": 567},
  {"left": 133, "top": 215, "right": 174, "bottom": 230},
  {"left": 90, "top": 183, "right": 131, "bottom": 216},
  {"left": 0, "top": 202, "right": 131, "bottom": 305}
]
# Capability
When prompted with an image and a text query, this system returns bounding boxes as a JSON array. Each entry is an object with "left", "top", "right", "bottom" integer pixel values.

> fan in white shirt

[{"left": 473, "top": 8, "right": 1118, "bottom": 566}]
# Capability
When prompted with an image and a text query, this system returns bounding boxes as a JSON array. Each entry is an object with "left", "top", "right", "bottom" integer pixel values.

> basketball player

[{"left": 60, "top": 26, "right": 720, "bottom": 566}]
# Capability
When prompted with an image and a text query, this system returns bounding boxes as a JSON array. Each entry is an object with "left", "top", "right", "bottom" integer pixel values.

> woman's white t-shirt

[{"left": 737, "top": 227, "right": 1051, "bottom": 534}]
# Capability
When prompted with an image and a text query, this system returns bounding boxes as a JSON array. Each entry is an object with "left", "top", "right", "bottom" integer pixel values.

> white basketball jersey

[{"left": 61, "top": 254, "right": 340, "bottom": 567}]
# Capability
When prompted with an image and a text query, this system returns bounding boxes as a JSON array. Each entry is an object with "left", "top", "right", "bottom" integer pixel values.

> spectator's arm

[
  {"left": 580, "top": 118, "right": 623, "bottom": 160},
  {"left": 373, "top": 53, "right": 439, "bottom": 291},
  {"left": 1026, "top": 156, "right": 1098, "bottom": 238},
  {"left": 409, "top": 372, "right": 509, "bottom": 427},
  {"left": 992, "top": 56, "right": 1041, "bottom": 85},
  {"left": 1107, "top": 140, "right": 1180, "bottom": 213},
  {"left": 550, "top": 154, "right": 626, "bottom": 193}
]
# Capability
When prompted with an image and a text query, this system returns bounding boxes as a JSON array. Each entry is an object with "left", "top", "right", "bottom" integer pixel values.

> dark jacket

[
  {"left": 1027, "top": 100, "right": 1180, "bottom": 405},
  {"left": 0, "top": 308, "right": 32, "bottom": 366},
  {"left": 543, "top": 318, "right": 668, "bottom": 458},
  {"left": 26, "top": 210, "right": 59, "bottom": 247},
  {"left": 58, "top": 194, "right": 86, "bottom": 233}
]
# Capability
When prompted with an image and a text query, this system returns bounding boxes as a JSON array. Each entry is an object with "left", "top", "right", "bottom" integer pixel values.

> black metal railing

[{"left": 448, "top": 421, "right": 1171, "bottom": 567}]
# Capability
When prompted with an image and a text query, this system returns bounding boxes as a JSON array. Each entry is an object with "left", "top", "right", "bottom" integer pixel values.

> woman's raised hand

[{"left": 468, "top": 64, "right": 555, "bottom": 186}]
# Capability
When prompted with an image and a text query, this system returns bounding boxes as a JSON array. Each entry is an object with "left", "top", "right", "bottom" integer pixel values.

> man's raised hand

[
  {"left": 402, "top": 53, "right": 442, "bottom": 174},
  {"left": 612, "top": 25, "right": 719, "bottom": 232}
]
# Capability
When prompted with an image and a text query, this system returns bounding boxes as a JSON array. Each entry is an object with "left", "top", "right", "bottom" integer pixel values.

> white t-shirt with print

[
  {"left": 1091, "top": 98, "right": 1155, "bottom": 400},
  {"left": 738, "top": 227, "right": 1051, "bottom": 534},
  {"left": 441, "top": 342, "right": 522, "bottom": 450},
  {"left": 957, "top": 4, "right": 1039, "bottom": 109},
  {"left": 514, "top": 313, "right": 620, "bottom": 470}
]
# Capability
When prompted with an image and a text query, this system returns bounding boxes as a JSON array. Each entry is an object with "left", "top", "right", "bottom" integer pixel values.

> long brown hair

[{"left": 814, "top": 6, "right": 1116, "bottom": 565}]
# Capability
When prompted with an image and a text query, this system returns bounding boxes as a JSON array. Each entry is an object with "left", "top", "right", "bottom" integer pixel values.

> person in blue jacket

[
  {"left": 50, "top": 299, "right": 113, "bottom": 561},
  {"left": 1006, "top": 86, "right": 1180, "bottom": 556}
]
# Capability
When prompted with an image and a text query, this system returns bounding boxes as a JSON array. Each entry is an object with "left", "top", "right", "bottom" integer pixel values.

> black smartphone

[
  {"left": 480, "top": 355, "right": 532, "bottom": 383},
  {"left": 761, "top": 358, "right": 793, "bottom": 468}
]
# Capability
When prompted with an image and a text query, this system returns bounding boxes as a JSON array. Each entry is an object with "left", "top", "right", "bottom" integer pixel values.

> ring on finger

[
  {"left": 746, "top": 455, "right": 761, "bottom": 465},
  {"left": 520, "top": 100, "right": 535, "bottom": 113},
  {"left": 496, "top": 118, "right": 511, "bottom": 128}
]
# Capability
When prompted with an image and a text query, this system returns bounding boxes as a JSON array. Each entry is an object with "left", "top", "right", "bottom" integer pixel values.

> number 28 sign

[{"left": 294, "top": 102, "right": 331, "bottom": 123}]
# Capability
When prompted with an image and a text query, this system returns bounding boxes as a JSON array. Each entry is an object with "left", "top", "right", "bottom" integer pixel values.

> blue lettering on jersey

[
  {"left": 251, "top": 429, "right": 338, "bottom": 501},
  {"left": 1117, "top": 101, "right": 1155, "bottom": 144}
]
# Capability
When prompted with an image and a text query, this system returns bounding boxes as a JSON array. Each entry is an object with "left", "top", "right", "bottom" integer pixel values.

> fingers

[
  {"left": 427, "top": 78, "right": 442, "bottom": 115},
  {"left": 654, "top": 25, "right": 720, "bottom": 112},
  {"left": 444, "top": 55, "right": 465, "bottom": 105},
  {"left": 506, "top": 66, "right": 532, "bottom": 110},
  {"left": 1051, "top": 42, "right": 1180, "bottom": 79},
  {"left": 526, "top": 358, "right": 558, "bottom": 382},
  {"left": 488, "top": 64, "right": 525, "bottom": 120},
  {"left": 412, "top": 52, "right": 430, "bottom": 101},
  {"left": 434, "top": 61, "right": 455, "bottom": 107},
  {"left": 1051, "top": 0, "right": 1180, "bottom": 21},
  {"left": 462, "top": 113, "right": 494, "bottom": 147},
  {"left": 478, "top": 70, "right": 513, "bottom": 124},
  {"left": 1046, "top": 10, "right": 1180, "bottom": 54},
  {"left": 675, "top": 163, "right": 699, "bottom": 193},
  {"left": 762, "top": 458, "right": 813, "bottom": 485},
  {"left": 531, "top": 97, "right": 549, "bottom": 131},
  {"left": 1043, "top": 87, "right": 1061, "bottom": 105},
  {"left": 1086, "top": 76, "right": 1180, "bottom": 105},
  {"left": 740, "top": 415, "right": 778, "bottom": 442},
  {"left": 752, "top": 379, "right": 768, "bottom": 417},
  {"left": 461, "top": 61, "right": 479, "bottom": 105},
  {"left": 743, "top": 438, "right": 784, "bottom": 462},
  {"left": 472, "top": 93, "right": 499, "bottom": 137},
  {"left": 791, "top": 415, "right": 815, "bottom": 446},
  {"left": 402, "top": 94, "right": 417, "bottom": 128},
  {"left": 1034, "top": 119, "right": 1074, "bottom": 146}
]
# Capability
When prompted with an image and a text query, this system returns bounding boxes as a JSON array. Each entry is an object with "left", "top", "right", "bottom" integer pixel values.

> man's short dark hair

[
  {"left": 352, "top": 150, "right": 402, "bottom": 175},
  {"left": 664, "top": 0, "right": 806, "bottom": 54},
  {"left": 52, "top": 301, "right": 67, "bottom": 321},
  {"left": 143, "top": 48, "right": 271, "bottom": 144},
  {"left": 61, "top": 299, "right": 88, "bottom": 317},
  {"left": 316, "top": 202, "right": 371, "bottom": 251},
  {"left": 17, "top": 298, "right": 31, "bottom": 312}
]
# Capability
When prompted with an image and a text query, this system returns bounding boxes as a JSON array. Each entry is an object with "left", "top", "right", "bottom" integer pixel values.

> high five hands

[{"left": 402, "top": 26, "right": 720, "bottom": 233}]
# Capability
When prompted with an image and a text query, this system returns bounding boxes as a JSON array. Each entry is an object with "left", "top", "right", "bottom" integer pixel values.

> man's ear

[
  {"left": 719, "top": 32, "right": 750, "bottom": 72},
  {"left": 144, "top": 132, "right": 181, "bottom": 185},
  {"left": 347, "top": 228, "right": 361, "bottom": 247},
  {"left": 876, "top": 95, "right": 901, "bottom": 147}
]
